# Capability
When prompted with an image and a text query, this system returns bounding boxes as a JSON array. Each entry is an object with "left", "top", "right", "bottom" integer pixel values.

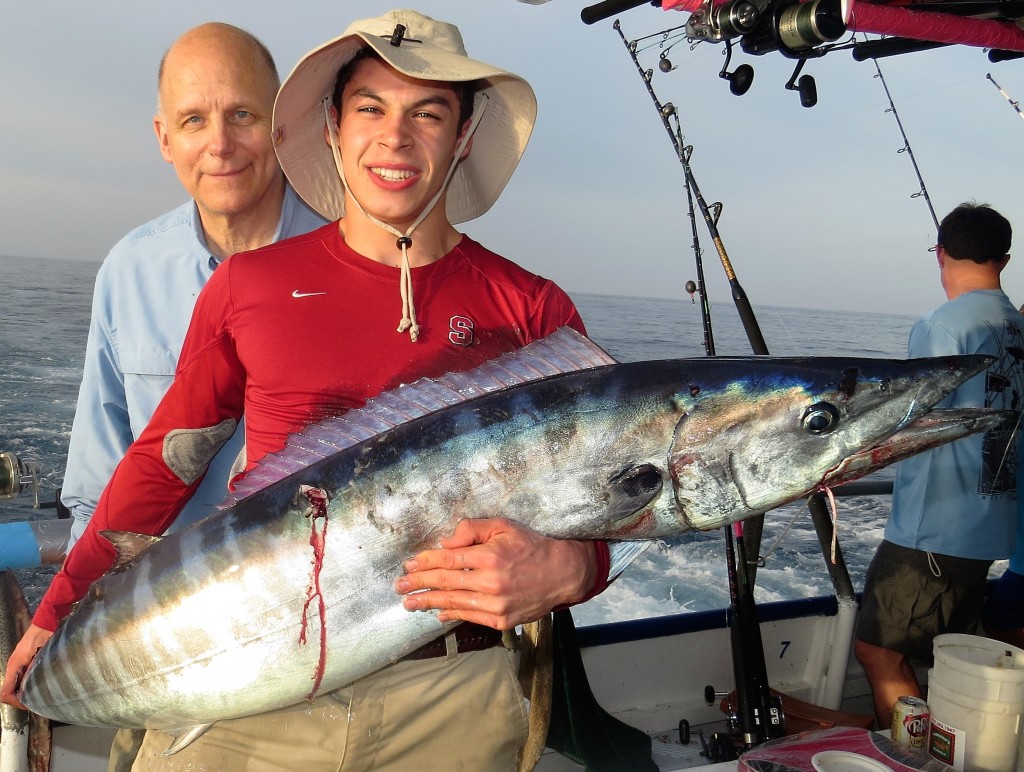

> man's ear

[
  {"left": 153, "top": 115, "right": 173, "bottom": 163},
  {"left": 457, "top": 118, "right": 474, "bottom": 161},
  {"left": 323, "top": 104, "right": 340, "bottom": 147}
]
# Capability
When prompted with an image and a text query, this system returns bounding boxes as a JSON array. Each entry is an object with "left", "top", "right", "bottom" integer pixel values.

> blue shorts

[{"left": 982, "top": 568, "right": 1024, "bottom": 631}]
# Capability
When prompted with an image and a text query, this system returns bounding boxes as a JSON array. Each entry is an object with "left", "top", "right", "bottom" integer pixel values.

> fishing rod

[
  {"left": 679, "top": 139, "right": 717, "bottom": 355},
  {"left": 614, "top": 19, "right": 782, "bottom": 760},
  {"left": 870, "top": 52, "right": 939, "bottom": 232},
  {"left": 638, "top": 30, "right": 716, "bottom": 356},
  {"left": 613, "top": 20, "right": 769, "bottom": 358},
  {"left": 987, "top": 72, "right": 1024, "bottom": 124}
]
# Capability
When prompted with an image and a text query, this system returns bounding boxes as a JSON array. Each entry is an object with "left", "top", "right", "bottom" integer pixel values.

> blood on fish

[{"left": 298, "top": 486, "right": 329, "bottom": 699}]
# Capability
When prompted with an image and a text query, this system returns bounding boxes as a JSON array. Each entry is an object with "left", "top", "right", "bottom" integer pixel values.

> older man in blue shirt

[{"left": 62, "top": 22, "right": 326, "bottom": 550}]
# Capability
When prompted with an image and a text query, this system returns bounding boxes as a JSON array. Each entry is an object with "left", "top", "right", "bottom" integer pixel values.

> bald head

[
  {"left": 157, "top": 23, "right": 279, "bottom": 114},
  {"left": 152, "top": 21, "right": 286, "bottom": 248}
]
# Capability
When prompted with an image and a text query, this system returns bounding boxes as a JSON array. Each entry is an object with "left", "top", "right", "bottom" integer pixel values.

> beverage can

[{"left": 891, "top": 695, "right": 929, "bottom": 749}]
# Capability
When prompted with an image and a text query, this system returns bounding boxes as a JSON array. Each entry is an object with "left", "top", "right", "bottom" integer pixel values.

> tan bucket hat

[{"left": 272, "top": 9, "right": 538, "bottom": 225}]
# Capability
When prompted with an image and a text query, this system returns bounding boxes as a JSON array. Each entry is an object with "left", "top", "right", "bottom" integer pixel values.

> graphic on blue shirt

[{"left": 979, "top": 316, "right": 1024, "bottom": 496}]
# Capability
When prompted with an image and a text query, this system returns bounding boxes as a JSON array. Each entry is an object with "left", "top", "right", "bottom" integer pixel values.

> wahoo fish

[{"left": 18, "top": 328, "right": 1006, "bottom": 743}]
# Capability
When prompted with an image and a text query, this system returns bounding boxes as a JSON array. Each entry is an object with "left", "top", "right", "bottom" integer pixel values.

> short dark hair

[
  {"left": 937, "top": 202, "right": 1012, "bottom": 264},
  {"left": 330, "top": 47, "right": 476, "bottom": 128}
]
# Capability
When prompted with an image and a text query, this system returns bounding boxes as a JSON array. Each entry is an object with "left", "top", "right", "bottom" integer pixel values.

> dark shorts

[
  {"left": 982, "top": 568, "right": 1024, "bottom": 631},
  {"left": 855, "top": 540, "right": 993, "bottom": 663}
]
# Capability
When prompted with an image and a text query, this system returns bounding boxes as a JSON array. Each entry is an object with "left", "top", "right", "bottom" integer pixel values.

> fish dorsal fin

[
  {"left": 99, "top": 531, "right": 163, "bottom": 572},
  {"left": 222, "top": 327, "right": 616, "bottom": 506}
]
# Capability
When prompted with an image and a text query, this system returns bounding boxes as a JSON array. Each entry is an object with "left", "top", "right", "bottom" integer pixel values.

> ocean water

[{"left": 0, "top": 253, "right": 934, "bottom": 623}]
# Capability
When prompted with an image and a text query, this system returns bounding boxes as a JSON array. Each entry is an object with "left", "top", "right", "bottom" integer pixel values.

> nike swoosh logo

[{"left": 292, "top": 290, "right": 327, "bottom": 298}]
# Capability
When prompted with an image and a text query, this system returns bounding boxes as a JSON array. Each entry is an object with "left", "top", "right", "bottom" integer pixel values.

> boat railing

[
  {"left": 806, "top": 479, "right": 892, "bottom": 709},
  {"left": 578, "top": 479, "right": 893, "bottom": 651}
]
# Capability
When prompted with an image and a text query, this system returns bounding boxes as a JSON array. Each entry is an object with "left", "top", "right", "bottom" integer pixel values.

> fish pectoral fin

[
  {"left": 605, "top": 463, "right": 664, "bottom": 522},
  {"left": 161, "top": 723, "right": 215, "bottom": 756},
  {"left": 98, "top": 531, "right": 163, "bottom": 573}
]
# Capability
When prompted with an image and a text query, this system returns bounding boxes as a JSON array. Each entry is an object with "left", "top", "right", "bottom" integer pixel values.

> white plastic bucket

[
  {"left": 927, "top": 634, "right": 1024, "bottom": 771},
  {"left": 933, "top": 634, "right": 1024, "bottom": 703}
]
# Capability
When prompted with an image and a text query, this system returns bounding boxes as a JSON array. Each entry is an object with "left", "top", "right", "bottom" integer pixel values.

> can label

[{"left": 891, "top": 695, "right": 929, "bottom": 749}]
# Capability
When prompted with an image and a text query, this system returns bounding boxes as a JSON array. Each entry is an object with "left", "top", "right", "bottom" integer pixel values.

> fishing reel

[
  {"left": 734, "top": 0, "right": 846, "bottom": 106},
  {"left": 0, "top": 450, "right": 42, "bottom": 507},
  {"left": 686, "top": 0, "right": 765, "bottom": 42},
  {"left": 739, "top": 0, "right": 847, "bottom": 57},
  {"left": 700, "top": 683, "right": 785, "bottom": 761}
]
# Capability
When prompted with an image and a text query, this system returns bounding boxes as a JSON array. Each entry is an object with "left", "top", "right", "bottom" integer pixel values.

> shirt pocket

[
  {"left": 119, "top": 348, "right": 178, "bottom": 377},
  {"left": 119, "top": 349, "right": 179, "bottom": 438}
]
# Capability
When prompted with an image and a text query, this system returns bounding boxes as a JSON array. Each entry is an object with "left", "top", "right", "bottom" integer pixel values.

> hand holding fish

[
  {"left": 1, "top": 623, "right": 51, "bottom": 710},
  {"left": 395, "top": 517, "right": 596, "bottom": 630}
]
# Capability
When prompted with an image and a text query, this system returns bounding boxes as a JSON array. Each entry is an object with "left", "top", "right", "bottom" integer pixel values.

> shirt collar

[{"left": 187, "top": 185, "right": 299, "bottom": 269}]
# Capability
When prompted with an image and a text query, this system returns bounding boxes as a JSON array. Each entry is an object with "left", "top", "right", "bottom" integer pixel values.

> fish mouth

[{"left": 819, "top": 408, "right": 1016, "bottom": 490}]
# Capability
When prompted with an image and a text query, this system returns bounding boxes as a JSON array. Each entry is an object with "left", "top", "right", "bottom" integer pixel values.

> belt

[{"left": 402, "top": 622, "right": 503, "bottom": 661}]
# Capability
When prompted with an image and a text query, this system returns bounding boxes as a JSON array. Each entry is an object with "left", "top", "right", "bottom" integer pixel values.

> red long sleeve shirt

[{"left": 36, "top": 226, "right": 605, "bottom": 630}]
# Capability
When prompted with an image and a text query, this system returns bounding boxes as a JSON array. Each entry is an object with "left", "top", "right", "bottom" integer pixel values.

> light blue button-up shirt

[{"left": 62, "top": 185, "right": 327, "bottom": 548}]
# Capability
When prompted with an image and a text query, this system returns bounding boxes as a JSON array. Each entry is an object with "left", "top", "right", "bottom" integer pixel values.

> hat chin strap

[{"left": 323, "top": 93, "right": 489, "bottom": 342}]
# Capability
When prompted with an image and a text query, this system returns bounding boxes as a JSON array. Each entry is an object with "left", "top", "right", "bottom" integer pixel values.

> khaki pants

[{"left": 115, "top": 647, "right": 528, "bottom": 771}]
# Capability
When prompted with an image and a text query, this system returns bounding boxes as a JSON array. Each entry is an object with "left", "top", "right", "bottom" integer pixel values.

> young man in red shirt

[{"left": 5, "top": 10, "right": 613, "bottom": 770}]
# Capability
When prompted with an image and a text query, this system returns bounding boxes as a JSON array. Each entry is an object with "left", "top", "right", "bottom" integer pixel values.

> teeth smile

[{"left": 371, "top": 167, "right": 415, "bottom": 182}]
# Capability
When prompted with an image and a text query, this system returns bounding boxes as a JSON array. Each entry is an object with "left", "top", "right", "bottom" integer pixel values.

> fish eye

[{"left": 802, "top": 402, "right": 840, "bottom": 435}]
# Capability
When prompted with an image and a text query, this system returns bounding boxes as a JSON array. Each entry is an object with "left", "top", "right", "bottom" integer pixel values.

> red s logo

[{"left": 449, "top": 316, "right": 474, "bottom": 346}]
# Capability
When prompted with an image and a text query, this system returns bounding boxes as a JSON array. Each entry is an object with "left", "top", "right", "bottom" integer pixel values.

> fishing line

[
  {"left": 987, "top": 400, "right": 1023, "bottom": 491},
  {"left": 757, "top": 507, "right": 804, "bottom": 565},
  {"left": 755, "top": 304, "right": 798, "bottom": 352},
  {"left": 631, "top": 24, "right": 689, "bottom": 49},
  {"left": 634, "top": 27, "right": 689, "bottom": 55}
]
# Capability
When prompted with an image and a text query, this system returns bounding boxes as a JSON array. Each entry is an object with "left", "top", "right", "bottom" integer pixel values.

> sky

[{"left": 2, "top": 0, "right": 1022, "bottom": 318}]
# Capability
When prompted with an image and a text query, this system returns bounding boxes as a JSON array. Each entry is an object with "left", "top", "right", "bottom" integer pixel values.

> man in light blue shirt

[
  {"left": 62, "top": 22, "right": 326, "bottom": 550},
  {"left": 854, "top": 201, "right": 1023, "bottom": 728},
  {"left": 982, "top": 304, "right": 1024, "bottom": 650}
]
